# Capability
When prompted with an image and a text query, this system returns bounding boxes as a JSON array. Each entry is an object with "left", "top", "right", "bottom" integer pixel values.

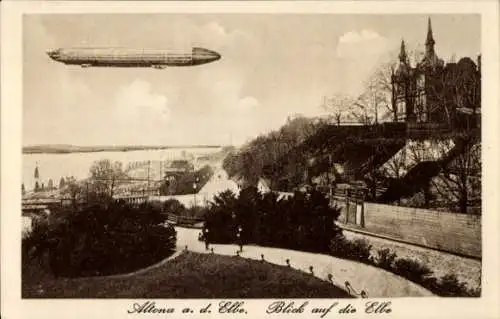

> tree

[
  {"left": 222, "top": 115, "right": 326, "bottom": 188},
  {"left": 358, "top": 46, "right": 424, "bottom": 123},
  {"left": 378, "top": 139, "right": 453, "bottom": 207},
  {"left": 425, "top": 57, "right": 481, "bottom": 128},
  {"left": 48, "top": 179, "right": 54, "bottom": 190},
  {"left": 321, "top": 94, "right": 356, "bottom": 125},
  {"left": 353, "top": 71, "right": 393, "bottom": 124},
  {"left": 431, "top": 138, "right": 481, "bottom": 214},
  {"left": 163, "top": 199, "right": 185, "bottom": 215},
  {"left": 62, "top": 176, "right": 84, "bottom": 208},
  {"left": 22, "top": 183, "right": 25, "bottom": 195},
  {"left": 59, "top": 177, "right": 66, "bottom": 189},
  {"left": 88, "top": 159, "right": 128, "bottom": 201},
  {"left": 379, "top": 146, "right": 407, "bottom": 181},
  {"left": 34, "top": 181, "right": 40, "bottom": 192}
]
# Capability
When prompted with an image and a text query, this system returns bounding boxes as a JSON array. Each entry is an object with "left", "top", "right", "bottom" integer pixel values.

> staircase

[{"left": 377, "top": 138, "right": 470, "bottom": 203}]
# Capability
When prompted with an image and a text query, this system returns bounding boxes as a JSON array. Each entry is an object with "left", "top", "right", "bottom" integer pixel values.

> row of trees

[
  {"left": 60, "top": 159, "right": 214, "bottom": 202},
  {"left": 223, "top": 115, "right": 328, "bottom": 185},
  {"left": 204, "top": 187, "right": 342, "bottom": 253},
  {"left": 321, "top": 53, "right": 399, "bottom": 126},
  {"left": 23, "top": 176, "right": 77, "bottom": 195},
  {"left": 54, "top": 159, "right": 128, "bottom": 207}
]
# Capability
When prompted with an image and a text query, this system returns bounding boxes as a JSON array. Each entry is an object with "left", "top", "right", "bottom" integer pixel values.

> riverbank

[{"left": 23, "top": 144, "right": 223, "bottom": 154}]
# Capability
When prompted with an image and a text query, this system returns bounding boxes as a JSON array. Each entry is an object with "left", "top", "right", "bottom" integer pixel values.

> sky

[{"left": 23, "top": 14, "right": 480, "bottom": 146}]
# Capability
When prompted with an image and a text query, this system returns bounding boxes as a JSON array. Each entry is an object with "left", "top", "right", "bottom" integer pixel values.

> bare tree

[
  {"left": 358, "top": 46, "right": 424, "bottom": 123},
  {"left": 61, "top": 176, "right": 84, "bottom": 208},
  {"left": 424, "top": 58, "right": 480, "bottom": 127},
  {"left": 89, "top": 159, "right": 128, "bottom": 200},
  {"left": 320, "top": 94, "right": 356, "bottom": 125},
  {"left": 378, "top": 146, "right": 408, "bottom": 180},
  {"left": 430, "top": 139, "right": 481, "bottom": 214},
  {"left": 377, "top": 139, "right": 454, "bottom": 207},
  {"left": 355, "top": 61, "right": 396, "bottom": 123}
]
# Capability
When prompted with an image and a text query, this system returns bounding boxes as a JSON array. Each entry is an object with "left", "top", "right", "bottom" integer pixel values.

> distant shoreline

[{"left": 23, "top": 145, "right": 223, "bottom": 155}]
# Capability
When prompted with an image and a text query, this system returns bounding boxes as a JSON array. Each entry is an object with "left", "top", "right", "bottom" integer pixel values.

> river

[{"left": 23, "top": 147, "right": 221, "bottom": 191}]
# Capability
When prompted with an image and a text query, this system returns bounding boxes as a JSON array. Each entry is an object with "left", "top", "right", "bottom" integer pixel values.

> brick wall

[{"left": 336, "top": 200, "right": 481, "bottom": 258}]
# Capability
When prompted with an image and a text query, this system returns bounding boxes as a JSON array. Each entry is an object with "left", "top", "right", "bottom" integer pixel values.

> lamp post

[
  {"left": 237, "top": 225, "right": 243, "bottom": 252},
  {"left": 203, "top": 227, "right": 210, "bottom": 250},
  {"left": 193, "top": 177, "right": 199, "bottom": 207}
]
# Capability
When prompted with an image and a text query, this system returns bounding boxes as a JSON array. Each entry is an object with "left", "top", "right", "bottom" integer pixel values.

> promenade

[{"left": 175, "top": 227, "right": 434, "bottom": 298}]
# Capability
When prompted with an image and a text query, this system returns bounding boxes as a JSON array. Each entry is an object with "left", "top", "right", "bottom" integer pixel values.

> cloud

[
  {"left": 335, "top": 29, "right": 390, "bottom": 95},
  {"left": 211, "top": 80, "right": 258, "bottom": 110},
  {"left": 339, "top": 29, "right": 382, "bottom": 44},
  {"left": 114, "top": 79, "right": 171, "bottom": 121},
  {"left": 337, "top": 29, "right": 388, "bottom": 58}
]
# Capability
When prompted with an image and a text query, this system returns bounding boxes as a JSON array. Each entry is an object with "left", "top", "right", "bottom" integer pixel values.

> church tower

[
  {"left": 415, "top": 18, "right": 444, "bottom": 123},
  {"left": 391, "top": 18, "right": 447, "bottom": 125},
  {"left": 34, "top": 162, "right": 40, "bottom": 192},
  {"left": 425, "top": 17, "right": 435, "bottom": 56}
]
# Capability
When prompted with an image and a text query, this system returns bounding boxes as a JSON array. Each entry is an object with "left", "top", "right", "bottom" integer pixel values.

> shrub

[
  {"left": 436, "top": 274, "right": 470, "bottom": 297},
  {"left": 393, "top": 258, "right": 433, "bottom": 284},
  {"left": 467, "top": 287, "right": 481, "bottom": 297},
  {"left": 375, "top": 248, "right": 397, "bottom": 270},
  {"left": 349, "top": 239, "right": 373, "bottom": 263},
  {"left": 204, "top": 190, "right": 238, "bottom": 244},
  {"left": 184, "top": 206, "right": 208, "bottom": 219},
  {"left": 329, "top": 235, "right": 353, "bottom": 259},
  {"left": 204, "top": 187, "right": 342, "bottom": 252},
  {"left": 163, "top": 199, "right": 186, "bottom": 215},
  {"left": 23, "top": 202, "right": 177, "bottom": 277},
  {"left": 328, "top": 242, "right": 481, "bottom": 298},
  {"left": 329, "top": 236, "right": 373, "bottom": 264}
]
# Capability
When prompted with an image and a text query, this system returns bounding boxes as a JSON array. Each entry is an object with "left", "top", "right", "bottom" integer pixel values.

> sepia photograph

[{"left": 2, "top": 1, "right": 499, "bottom": 318}]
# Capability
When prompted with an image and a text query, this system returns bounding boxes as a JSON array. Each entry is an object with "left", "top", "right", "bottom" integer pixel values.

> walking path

[{"left": 175, "top": 227, "right": 434, "bottom": 298}]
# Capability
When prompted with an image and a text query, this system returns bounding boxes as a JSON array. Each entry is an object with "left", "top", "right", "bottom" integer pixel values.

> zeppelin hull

[{"left": 48, "top": 47, "right": 221, "bottom": 68}]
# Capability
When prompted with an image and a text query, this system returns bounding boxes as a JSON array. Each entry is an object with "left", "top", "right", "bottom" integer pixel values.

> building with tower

[
  {"left": 33, "top": 162, "right": 40, "bottom": 191},
  {"left": 391, "top": 18, "right": 481, "bottom": 131}
]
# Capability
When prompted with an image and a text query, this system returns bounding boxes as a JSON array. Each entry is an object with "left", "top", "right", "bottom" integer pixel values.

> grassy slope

[{"left": 23, "top": 252, "right": 350, "bottom": 298}]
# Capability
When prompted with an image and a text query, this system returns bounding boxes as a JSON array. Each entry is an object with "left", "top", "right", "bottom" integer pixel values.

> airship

[{"left": 46, "top": 47, "right": 221, "bottom": 69}]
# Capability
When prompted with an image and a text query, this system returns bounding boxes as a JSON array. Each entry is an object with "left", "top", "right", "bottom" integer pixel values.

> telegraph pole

[
  {"left": 159, "top": 160, "right": 163, "bottom": 183},
  {"left": 147, "top": 160, "right": 151, "bottom": 197}
]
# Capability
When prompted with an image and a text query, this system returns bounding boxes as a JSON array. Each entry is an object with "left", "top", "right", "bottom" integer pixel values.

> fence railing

[
  {"left": 182, "top": 244, "right": 368, "bottom": 299},
  {"left": 165, "top": 213, "right": 204, "bottom": 226}
]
